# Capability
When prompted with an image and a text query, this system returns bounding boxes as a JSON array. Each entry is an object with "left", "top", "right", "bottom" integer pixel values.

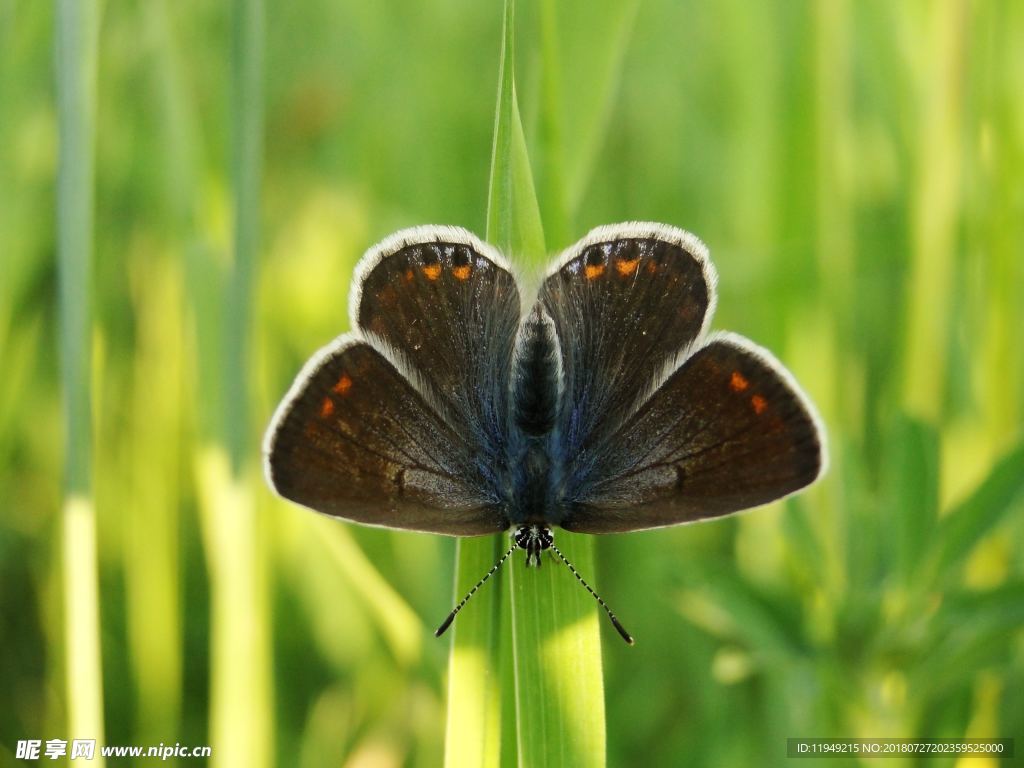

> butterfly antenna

[
  {"left": 435, "top": 541, "right": 518, "bottom": 638},
  {"left": 549, "top": 542, "right": 635, "bottom": 645}
]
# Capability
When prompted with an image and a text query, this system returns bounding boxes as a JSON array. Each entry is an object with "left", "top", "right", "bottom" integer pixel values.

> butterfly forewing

[
  {"left": 264, "top": 337, "right": 506, "bottom": 535},
  {"left": 539, "top": 224, "right": 716, "bottom": 463},
  {"left": 561, "top": 334, "right": 825, "bottom": 533},
  {"left": 353, "top": 226, "right": 521, "bottom": 466}
]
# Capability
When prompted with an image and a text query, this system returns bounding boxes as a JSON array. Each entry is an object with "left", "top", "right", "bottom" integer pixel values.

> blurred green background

[{"left": 2, "top": 0, "right": 1023, "bottom": 766}]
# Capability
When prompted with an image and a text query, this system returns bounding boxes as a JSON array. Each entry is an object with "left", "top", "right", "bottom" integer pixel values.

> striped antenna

[
  {"left": 435, "top": 541, "right": 518, "bottom": 638},
  {"left": 549, "top": 542, "right": 634, "bottom": 645}
]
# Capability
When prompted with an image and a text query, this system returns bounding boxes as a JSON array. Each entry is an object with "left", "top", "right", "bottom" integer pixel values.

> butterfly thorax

[
  {"left": 507, "top": 437, "right": 558, "bottom": 526},
  {"left": 505, "top": 304, "right": 566, "bottom": 527}
]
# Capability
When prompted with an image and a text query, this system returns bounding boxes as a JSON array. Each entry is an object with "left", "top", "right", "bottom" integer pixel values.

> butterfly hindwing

[
  {"left": 561, "top": 333, "right": 825, "bottom": 533},
  {"left": 264, "top": 336, "right": 506, "bottom": 535}
]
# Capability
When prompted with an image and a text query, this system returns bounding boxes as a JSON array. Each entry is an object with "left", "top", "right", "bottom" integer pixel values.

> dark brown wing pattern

[{"left": 561, "top": 334, "right": 825, "bottom": 533}]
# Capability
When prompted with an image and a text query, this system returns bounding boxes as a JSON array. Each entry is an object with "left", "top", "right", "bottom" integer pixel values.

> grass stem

[{"left": 56, "top": 0, "right": 105, "bottom": 758}]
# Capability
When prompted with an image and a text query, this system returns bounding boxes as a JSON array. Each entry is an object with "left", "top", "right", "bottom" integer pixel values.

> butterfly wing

[
  {"left": 560, "top": 333, "right": 826, "bottom": 533},
  {"left": 539, "top": 222, "right": 717, "bottom": 495},
  {"left": 352, "top": 226, "right": 521, "bottom": 467},
  {"left": 265, "top": 226, "right": 522, "bottom": 535},
  {"left": 264, "top": 336, "right": 507, "bottom": 535}
]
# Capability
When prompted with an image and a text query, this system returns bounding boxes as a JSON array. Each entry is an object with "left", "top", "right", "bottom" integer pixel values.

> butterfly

[{"left": 263, "top": 223, "right": 826, "bottom": 644}]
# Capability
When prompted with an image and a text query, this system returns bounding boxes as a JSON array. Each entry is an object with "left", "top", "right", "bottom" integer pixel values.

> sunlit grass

[
  {"left": 443, "top": 536, "right": 506, "bottom": 768},
  {"left": 444, "top": 2, "right": 613, "bottom": 765},
  {"left": 444, "top": 6, "right": 546, "bottom": 763},
  {"left": 197, "top": 449, "right": 272, "bottom": 766},
  {"left": 196, "top": 1, "right": 273, "bottom": 767},
  {"left": 56, "top": 0, "right": 105, "bottom": 761},
  {"left": 124, "top": 254, "right": 183, "bottom": 741}
]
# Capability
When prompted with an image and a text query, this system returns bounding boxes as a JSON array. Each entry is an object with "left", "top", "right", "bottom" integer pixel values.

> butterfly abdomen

[
  {"left": 504, "top": 304, "right": 566, "bottom": 525},
  {"left": 511, "top": 304, "right": 562, "bottom": 437}
]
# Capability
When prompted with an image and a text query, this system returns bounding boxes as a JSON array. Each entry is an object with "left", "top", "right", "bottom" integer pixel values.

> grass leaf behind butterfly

[
  {"left": 444, "top": 1, "right": 537, "bottom": 764},
  {"left": 445, "top": 2, "right": 608, "bottom": 767},
  {"left": 499, "top": 2, "right": 608, "bottom": 767},
  {"left": 485, "top": 0, "right": 545, "bottom": 263}
]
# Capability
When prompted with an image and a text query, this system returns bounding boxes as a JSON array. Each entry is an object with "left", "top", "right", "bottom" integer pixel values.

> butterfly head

[{"left": 514, "top": 524, "right": 553, "bottom": 567}]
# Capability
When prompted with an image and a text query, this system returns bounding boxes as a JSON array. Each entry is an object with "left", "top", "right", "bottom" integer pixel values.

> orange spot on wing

[
  {"left": 730, "top": 371, "right": 749, "bottom": 392},
  {"left": 404, "top": 268, "right": 415, "bottom": 282},
  {"left": 422, "top": 263, "right": 442, "bottom": 281},
  {"left": 751, "top": 395, "right": 767, "bottom": 415},
  {"left": 615, "top": 257, "right": 640, "bottom": 276},
  {"left": 452, "top": 264, "right": 472, "bottom": 280},
  {"left": 645, "top": 259, "right": 658, "bottom": 274},
  {"left": 320, "top": 397, "right": 335, "bottom": 418},
  {"left": 584, "top": 264, "right": 605, "bottom": 280},
  {"left": 333, "top": 373, "right": 353, "bottom": 395}
]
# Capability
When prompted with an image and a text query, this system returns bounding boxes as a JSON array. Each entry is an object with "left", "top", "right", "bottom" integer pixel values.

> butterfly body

[{"left": 504, "top": 304, "right": 568, "bottom": 529}]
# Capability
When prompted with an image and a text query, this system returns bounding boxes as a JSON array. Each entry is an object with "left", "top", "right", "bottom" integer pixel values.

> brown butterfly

[{"left": 264, "top": 223, "right": 826, "bottom": 643}]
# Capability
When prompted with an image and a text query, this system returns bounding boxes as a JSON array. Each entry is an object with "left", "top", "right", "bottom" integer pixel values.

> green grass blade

[
  {"left": 226, "top": 0, "right": 264, "bottom": 472},
  {"left": 56, "top": 0, "right": 105, "bottom": 760},
  {"left": 883, "top": 416, "right": 939, "bottom": 581},
  {"left": 443, "top": 536, "right": 507, "bottom": 768},
  {"left": 936, "top": 582, "right": 1024, "bottom": 637},
  {"left": 198, "top": 1, "right": 273, "bottom": 766},
  {"left": 486, "top": 0, "right": 544, "bottom": 261},
  {"left": 562, "top": 0, "right": 641, "bottom": 221},
  {"left": 446, "top": 3, "right": 607, "bottom": 766},
  {"left": 917, "top": 439, "right": 1024, "bottom": 590},
  {"left": 319, "top": 524, "right": 423, "bottom": 666},
  {"left": 501, "top": 2, "right": 608, "bottom": 766},
  {"left": 534, "top": 0, "right": 568, "bottom": 248},
  {"left": 444, "top": 7, "right": 529, "bottom": 765},
  {"left": 910, "top": 583, "right": 1024, "bottom": 700},
  {"left": 510, "top": 532, "right": 608, "bottom": 768},
  {"left": 124, "top": 258, "right": 184, "bottom": 742},
  {"left": 901, "top": 2, "right": 966, "bottom": 423},
  {"left": 676, "top": 564, "right": 805, "bottom": 662}
]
